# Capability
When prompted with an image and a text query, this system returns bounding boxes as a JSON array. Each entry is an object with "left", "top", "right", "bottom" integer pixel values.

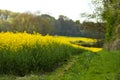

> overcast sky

[{"left": 0, "top": 0, "right": 93, "bottom": 21}]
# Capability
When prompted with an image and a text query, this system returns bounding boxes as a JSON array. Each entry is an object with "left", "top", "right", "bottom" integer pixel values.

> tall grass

[{"left": 0, "top": 32, "right": 84, "bottom": 75}]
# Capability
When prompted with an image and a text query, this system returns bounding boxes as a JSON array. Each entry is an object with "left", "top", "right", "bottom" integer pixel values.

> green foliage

[
  {"left": 92, "top": 0, "right": 120, "bottom": 50},
  {"left": 93, "top": 0, "right": 120, "bottom": 41}
]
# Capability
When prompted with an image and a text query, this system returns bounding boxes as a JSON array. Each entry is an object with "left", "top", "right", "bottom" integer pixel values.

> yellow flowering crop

[
  {"left": 53, "top": 36, "right": 102, "bottom": 52},
  {"left": 0, "top": 32, "right": 103, "bottom": 75},
  {"left": 0, "top": 32, "right": 102, "bottom": 52}
]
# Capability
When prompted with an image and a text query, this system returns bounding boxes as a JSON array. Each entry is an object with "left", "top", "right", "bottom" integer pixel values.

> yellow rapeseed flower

[{"left": 0, "top": 32, "right": 102, "bottom": 52}]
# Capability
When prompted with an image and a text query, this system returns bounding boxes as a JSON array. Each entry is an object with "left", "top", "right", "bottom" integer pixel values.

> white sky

[{"left": 0, "top": 0, "right": 93, "bottom": 21}]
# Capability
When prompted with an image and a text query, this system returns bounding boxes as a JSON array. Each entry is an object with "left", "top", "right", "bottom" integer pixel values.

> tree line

[{"left": 0, "top": 9, "right": 105, "bottom": 38}]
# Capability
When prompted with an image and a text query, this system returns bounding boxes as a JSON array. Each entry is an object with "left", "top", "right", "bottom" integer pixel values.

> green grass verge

[
  {"left": 0, "top": 50, "right": 120, "bottom": 80},
  {"left": 60, "top": 51, "right": 120, "bottom": 80}
]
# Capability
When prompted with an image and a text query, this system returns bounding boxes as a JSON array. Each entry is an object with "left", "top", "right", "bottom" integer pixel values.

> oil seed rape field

[
  {"left": 53, "top": 36, "right": 102, "bottom": 52},
  {"left": 0, "top": 32, "right": 102, "bottom": 75}
]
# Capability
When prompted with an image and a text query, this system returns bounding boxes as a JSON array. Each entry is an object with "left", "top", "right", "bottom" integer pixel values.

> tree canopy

[{"left": 92, "top": 0, "right": 120, "bottom": 50}]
